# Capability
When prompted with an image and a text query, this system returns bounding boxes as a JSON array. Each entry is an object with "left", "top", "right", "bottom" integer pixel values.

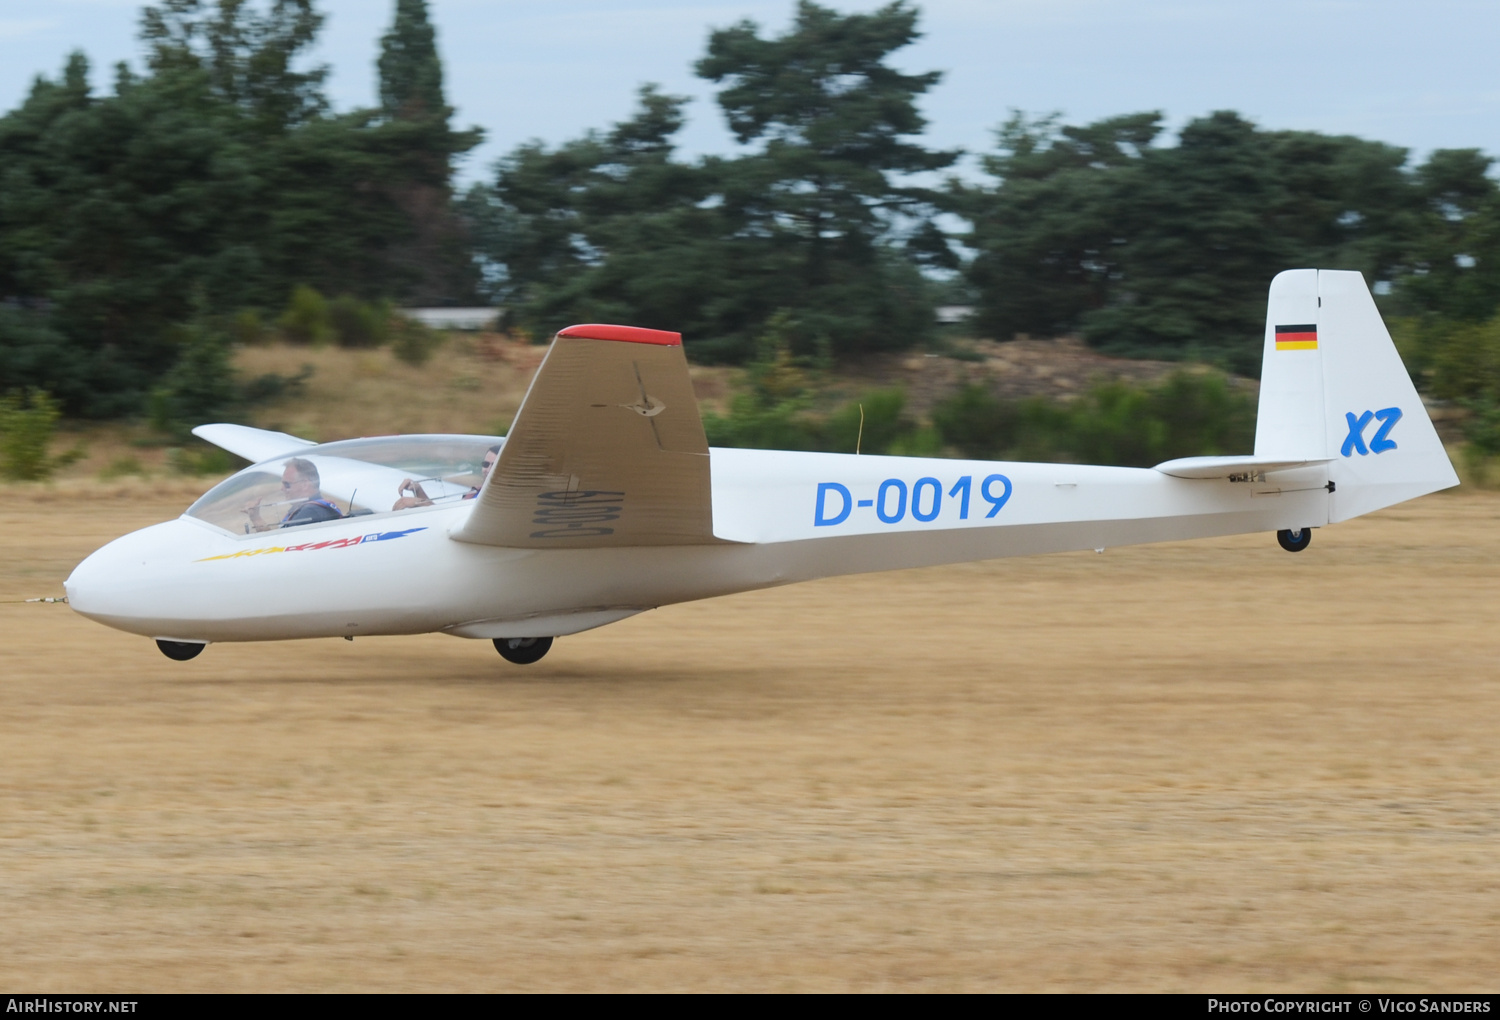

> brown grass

[{"left": 0, "top": 484, "right": 1497, "bottom": 991}]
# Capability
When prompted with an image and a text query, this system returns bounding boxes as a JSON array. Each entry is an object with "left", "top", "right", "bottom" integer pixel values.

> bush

[
  {"left": 703, "top": 311, "right": 837, "bottom": 452},
  {"left": 148, "top": 324, "right": 241, "bottom": 438},
  {"left": 98, "top": 455, "right": 147, "bottom": 480},
  {"left": 1391, "top": 313, "right": 1500, "bottom": 485},
  {"left": 241, "top": 364, "right": 314, "bottom": 405},
  {"left": 821, "top": 388, "right": 939, "bottom": 455},
  {"left": 704, "top": 385, "right": 939, "bottom": 456},
  {"left": 930, "top": 386, "right": 1072, "bottom": 461},
  {"left": 703, "top": 393, "right": 822, "bottom": 451},
  {"left": 390, "top": 316, "right": 445, "bottom": 366},
  {"left": 930, "top": 385, "right": 1023, "bottom": 459},
  {"left": 278, "top": 285, "right": 331, "bottom": 346},
  {"left": 1145, "top": 370, "right": 1258, "bottom": 461},
  {"left": 229, "top": 309, "right": 268, "bottom": 347},
  {"left": 328, "top": 295, "right": 389, "bottom": 349},
  {"left": 149, "top": 320, "right": 315, "bottom": 436},
  {"left": 931, "top": 371, "right": 1256, "bottom": 466},
  {"left": 1389, "top": 313, "right": 1500, "bottom": 402},
  {"left": 0, "top": 389, "right": 83, "bottom": 481}
]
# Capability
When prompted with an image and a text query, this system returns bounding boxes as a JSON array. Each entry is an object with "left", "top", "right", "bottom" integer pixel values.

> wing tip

[{"left": 557, "top": 323, "right": 681, "bottom": 346}]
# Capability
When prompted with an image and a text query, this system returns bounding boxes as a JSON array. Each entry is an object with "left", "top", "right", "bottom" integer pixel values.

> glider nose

[
  {"left": 65, "top": 520, "right": 206, "bottom": 634},
  {"left": 65, "top": 530, "right": 146, "bottom": 621}
]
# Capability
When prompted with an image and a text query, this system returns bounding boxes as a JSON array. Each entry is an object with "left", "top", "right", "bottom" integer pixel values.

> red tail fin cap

[{"left": 557, "top": 323, "right": 681, "bottom": 346}]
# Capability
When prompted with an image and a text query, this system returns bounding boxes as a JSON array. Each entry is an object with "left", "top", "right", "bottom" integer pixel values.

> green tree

[
  {"left": 1079, "top": 111, "right": 1301, "bottom": 374},
  {"left": 475, "top": 2, "right": 956, "bottom": 362},
  {"left": 0, "top": 51, "right": 262, "bottom": 414},
  {"left": 475, "top": 85, "right": 723, "bottom": 334},
  {"left": 0, "top": 0, "right": 484, "bottom": 416},
  {"left": 148, "top": 321, "right": 241, "bottom": 437},
  {"left": 371, "top": 0, "right": 482, "bottom": 305},
  {"left": 1395, "top": 149, "right": 1500, "bottom": 322},
  {"left": 963, "top": 110, "right": 1426, "bottom": 376},
  {"left": 140, "top": 0, "right": 328, "bottom": 133},
  {"left": 695, "top": 0, "right": 957, "bottom": 358},
  {"left": 962, "top": 111, "right": 1163, "bottom": 342},
  {"left": 378, "top": 0, "right": 445, "bottom": 122}
]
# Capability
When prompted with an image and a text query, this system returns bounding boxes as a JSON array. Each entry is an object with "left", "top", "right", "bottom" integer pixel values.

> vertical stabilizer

[
  {"left": 1255, "top": 269, "right": 1457, "bottom": 524},
  {"left": 1317, "top": 270, "right": 1458, "bottom": 521}
]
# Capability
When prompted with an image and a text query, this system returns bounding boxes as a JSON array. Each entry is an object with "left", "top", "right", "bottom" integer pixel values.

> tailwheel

[
  {"left": 1277, "top": 528, "right": 1312, "bottom": 553},
  {"left": 156, "top": 639, "right": 205, "bottom": 661},
  {"left": 493, "top": 636, "right": 554, "bottom": 664}
]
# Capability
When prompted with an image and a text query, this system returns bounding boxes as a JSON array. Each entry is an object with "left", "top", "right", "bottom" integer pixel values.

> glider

[{"left": 65, "top": 270, "right": 1458, "bottom": 663}]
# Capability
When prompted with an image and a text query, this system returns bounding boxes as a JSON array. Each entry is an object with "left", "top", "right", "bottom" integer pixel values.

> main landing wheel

[
  {"left": 1277, "top": 528, "right": 1312, "bottom": 553},
  {"left": 493, "top": 636, "right": 554, "bottom": 665},
  {"left": 156, "top": 639, "right": 205, "bottom": 661}
]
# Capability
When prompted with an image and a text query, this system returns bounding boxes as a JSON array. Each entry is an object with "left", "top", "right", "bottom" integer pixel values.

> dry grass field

[{"left": 0, "top": 483, "right": 1497, "bottom": 992}]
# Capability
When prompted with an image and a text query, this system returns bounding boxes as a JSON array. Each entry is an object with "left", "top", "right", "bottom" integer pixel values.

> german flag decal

[{"left": 1275, "top": 324, "right": 1318, "bottom": 351}]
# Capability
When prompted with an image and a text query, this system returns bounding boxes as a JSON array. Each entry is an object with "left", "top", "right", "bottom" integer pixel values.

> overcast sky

[{"left": 3, "top": 0, "right": 1498, "bottom": 185}]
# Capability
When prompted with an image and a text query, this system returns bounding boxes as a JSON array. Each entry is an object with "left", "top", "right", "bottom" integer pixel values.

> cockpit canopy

[{"left": 185, "top": 434, "right": 502, "bottom": 535}]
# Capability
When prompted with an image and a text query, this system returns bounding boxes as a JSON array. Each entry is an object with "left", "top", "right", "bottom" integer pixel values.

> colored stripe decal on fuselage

[{"left": 196, "top": 527, "right": 428, "bottom": 562}]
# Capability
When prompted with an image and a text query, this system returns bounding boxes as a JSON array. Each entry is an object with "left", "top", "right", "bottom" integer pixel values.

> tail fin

[{"left": 1256, "top": 269, "right": 1458, "bottom": 523}]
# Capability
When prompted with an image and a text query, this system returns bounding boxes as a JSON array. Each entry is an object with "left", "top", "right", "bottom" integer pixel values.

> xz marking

[{"left": 1341, "top": 407, "right": 1402, "bottom": 457}]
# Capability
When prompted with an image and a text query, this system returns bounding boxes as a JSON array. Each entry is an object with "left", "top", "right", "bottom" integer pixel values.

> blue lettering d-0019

[{"left": 814, "top": 474, "right": 1011, "bottom": 527}]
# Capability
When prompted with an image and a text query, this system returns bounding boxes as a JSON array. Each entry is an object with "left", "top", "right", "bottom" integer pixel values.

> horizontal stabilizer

[
  {"left": 192, "top": 424, "right": 315, "bottom": 464},
  {"left": 452, "top": 324, "right": 727, "bottom": 549},
  {"left": 1154, "top": 455, "right": 1332, "bottom": 479}
]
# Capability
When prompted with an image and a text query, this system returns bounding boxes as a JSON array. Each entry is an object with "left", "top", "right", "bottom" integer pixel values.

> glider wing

[
  {"left": 192, "top": 423, "right": 316, "bottom": 464},
  {"left": 451, "top": 324, "right": 725, "bottom": 548}
]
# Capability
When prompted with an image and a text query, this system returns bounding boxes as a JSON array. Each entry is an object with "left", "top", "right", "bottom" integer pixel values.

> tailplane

[{"left": 1256, "top": 269, "right": 1457, "bottom": 522}]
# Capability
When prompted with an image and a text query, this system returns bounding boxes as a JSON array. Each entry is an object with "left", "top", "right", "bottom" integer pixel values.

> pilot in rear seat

[
  {"left": 244, "top": 457, "right": 343, "bottom": 532},
  {"left": 392, "top": 444, "right": 500, "bottom": 511}
]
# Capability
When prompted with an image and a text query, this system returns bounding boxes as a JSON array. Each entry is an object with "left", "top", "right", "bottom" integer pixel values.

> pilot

[
  {"left": 245, "top": 457, "right": 343, "bottom": 531},
  {"left": 393, "top": 444, "right": 500, "bottom": 511}
]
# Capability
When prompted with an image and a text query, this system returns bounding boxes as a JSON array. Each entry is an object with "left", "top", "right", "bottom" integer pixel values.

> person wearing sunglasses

[
  {"left": 244, "top": 457, "right": 344, "bottom": 532},
  {"left": 393, "top": 444, "right": 500, "bottom": 511}
]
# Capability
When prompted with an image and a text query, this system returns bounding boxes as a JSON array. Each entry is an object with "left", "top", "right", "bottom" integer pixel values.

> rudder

[
  {"left": 1255, "top": 269, "right": 1457, "bottom": 524},
  {"left": 1317, "top": 270, "right": 1457, "bottom": 520}
]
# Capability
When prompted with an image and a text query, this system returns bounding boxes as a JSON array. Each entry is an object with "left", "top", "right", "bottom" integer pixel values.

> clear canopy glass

[{"left": 185, "top": 434, "right": 503, "bottom": 535}]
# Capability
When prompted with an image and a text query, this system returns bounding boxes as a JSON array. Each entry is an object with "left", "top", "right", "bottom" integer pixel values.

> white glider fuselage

[
  {"left": 67, "top": 449, "right": 1329, "bottom": 644},
  {"left": 64, "top": 270, "right": 1459, "bottom": 650}
]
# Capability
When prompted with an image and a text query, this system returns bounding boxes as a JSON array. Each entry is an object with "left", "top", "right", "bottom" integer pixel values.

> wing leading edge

[
  {"left": 451, "top": 324, "right": 729, "bottom": 549},
  {"left": 192, "top": 423, "right": 316, "bottom": 463}
]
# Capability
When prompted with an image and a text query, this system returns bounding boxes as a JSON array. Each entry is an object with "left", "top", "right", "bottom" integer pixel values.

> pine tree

[
  {"left": 377, "top": 0, "right": 446, "bottom": 121},
  {"left": 694, "top": 0, "right": 957, "bottom": 358},
  {"left": 140, "top": 0, "right": 328, "bottom": 133}
]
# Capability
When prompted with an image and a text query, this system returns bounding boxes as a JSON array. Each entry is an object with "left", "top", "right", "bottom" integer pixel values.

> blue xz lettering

[
  {"left": 1370, "top": 407, "right": 1402, "bottom": 453},
  {"left": 1342, "top": 407, "right": 1401, "bottom": 457},
  {"left": 1342, "top": 410, "right": 1374, "bottom": 456}
]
